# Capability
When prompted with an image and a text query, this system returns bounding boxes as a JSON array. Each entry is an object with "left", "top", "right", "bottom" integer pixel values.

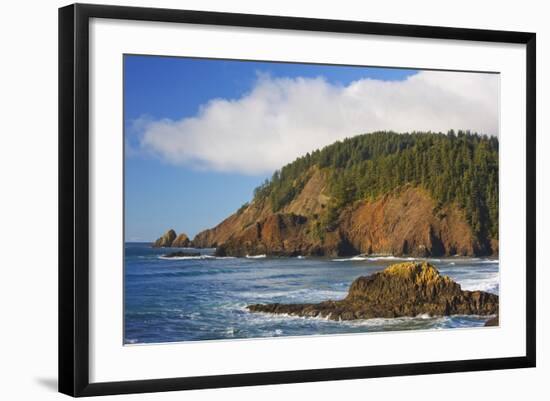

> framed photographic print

[{"left": 58, "top": 3, "right": 536, "bottom": 397}]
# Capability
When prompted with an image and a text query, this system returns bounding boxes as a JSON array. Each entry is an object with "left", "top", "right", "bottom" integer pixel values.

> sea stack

[
  {"left": 152, "top": 229, "right": 177, "bottom": 248},
  {"left": 153, "top": 229, "right": 192, "bottom": 248},
  {"left": 247, "top": 262, "right": 499, "bottom": 321},
  {"left": 172, "top": 233, "right": 191, "bottom": 248}
]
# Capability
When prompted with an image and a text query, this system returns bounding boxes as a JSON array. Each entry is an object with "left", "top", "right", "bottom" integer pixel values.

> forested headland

[{"left": 177, "top": 131, "right": 499, "bottom": 257}]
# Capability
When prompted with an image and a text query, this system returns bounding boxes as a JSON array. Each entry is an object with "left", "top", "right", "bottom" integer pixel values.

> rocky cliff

[
  {"left": 247, "top": 262, "right": 499, "bottom": 320},
  {"left": 195, "top": 174, "right": 491, "bottom": 257}
]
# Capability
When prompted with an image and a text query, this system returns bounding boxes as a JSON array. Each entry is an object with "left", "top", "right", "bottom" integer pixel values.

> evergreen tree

[{"left": 253, "top": 131, "right": 499, "bottom": 244}]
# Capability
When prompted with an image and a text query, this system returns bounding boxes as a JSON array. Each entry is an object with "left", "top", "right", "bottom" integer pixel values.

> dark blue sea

[{"left": 124, "top": 242, "right": 499, "bottom": 344}]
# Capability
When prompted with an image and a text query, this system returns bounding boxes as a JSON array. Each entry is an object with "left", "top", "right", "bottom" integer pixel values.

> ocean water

[{"left": 124, "top": 243, "right": 499, "bottom": 344}]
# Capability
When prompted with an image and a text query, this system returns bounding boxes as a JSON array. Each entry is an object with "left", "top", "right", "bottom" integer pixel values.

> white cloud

[{"left": 138, "top": 70, "right": 499, "bottom": 175}]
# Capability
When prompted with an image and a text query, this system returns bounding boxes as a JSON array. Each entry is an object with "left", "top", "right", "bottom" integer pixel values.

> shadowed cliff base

[{"left": 247, "top": 262, "right": 499, "bottom": 322}]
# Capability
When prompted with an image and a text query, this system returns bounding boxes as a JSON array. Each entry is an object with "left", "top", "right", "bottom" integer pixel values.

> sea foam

[{"left": 158, "top": 255, "right": 235, "bottom": 260}]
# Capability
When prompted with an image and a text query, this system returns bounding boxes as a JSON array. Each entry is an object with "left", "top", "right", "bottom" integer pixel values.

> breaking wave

[{"left": 158, "top": 255, "right": 235, "bottom": 260}]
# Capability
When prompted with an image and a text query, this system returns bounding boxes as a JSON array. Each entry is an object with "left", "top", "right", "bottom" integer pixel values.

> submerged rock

[
  {"left": 152, "top": 229, "right": 177, "bottom": 248},
  {"left": 247, "top": 262, "right": 498, "bottom": 320},
  {"left": 161, "top": 251, "right": 201, "bottom": 258}
]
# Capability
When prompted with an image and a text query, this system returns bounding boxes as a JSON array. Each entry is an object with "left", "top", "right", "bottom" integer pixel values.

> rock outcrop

[
  {"left": 247, "top": 262, "right": 499, "bottom": 320},
  {"left": 152, "top": 229, "right": 192, "bottom": 248},
  {"left": 215, "top": 213, "right": 321, "bottom": 257},
  {"left": 484, "top": 315, "right": 499, "bottom": 326},
  {"left": 152, "top": 229, "right": 177, "bottom": 248},
  {"left": 161, "top": 251, "right": 200, "bottom": 258},
  {"left": 172, "top": 233, "right": 191, "bottom": 248}
]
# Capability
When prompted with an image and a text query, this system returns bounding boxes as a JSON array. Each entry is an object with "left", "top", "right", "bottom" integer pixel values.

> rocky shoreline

[{"left": 247, "top": 261, "right": 499, "bottom": 323}]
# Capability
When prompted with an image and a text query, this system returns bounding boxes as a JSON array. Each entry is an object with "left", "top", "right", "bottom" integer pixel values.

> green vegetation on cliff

[{"left": 253, "top": 131, "right": 498, "bottom": 243}]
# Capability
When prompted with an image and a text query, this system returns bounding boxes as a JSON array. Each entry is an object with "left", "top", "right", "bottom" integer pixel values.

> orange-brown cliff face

[
  {"left": 339, "top": 186, "right": 481, "bottom": 257},
  {"left": 193, "top": 168, "right": 496, "bottom": 257}
]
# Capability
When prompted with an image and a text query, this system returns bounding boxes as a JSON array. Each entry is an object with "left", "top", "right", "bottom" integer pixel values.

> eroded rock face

[
  {"left": 195, "top": 178, "right": 497, "bottom": 257},
  {"left": 247, "top": 262, "right": 499, "bottom": 320},
  {"left": 215, "top": 213, "right": 314, "bottom": 257},
  {"left": 152, "top": 230, "right": 192, "bottom": 248},
  {"left": 484, "top": 315, "right": 499, "bottom": 326},
  {"left": 152, "top": 229, "right": 177, "bottom": 248}
]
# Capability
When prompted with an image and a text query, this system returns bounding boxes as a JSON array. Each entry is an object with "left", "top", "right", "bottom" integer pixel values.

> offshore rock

[
  {"left": 152, "top": 229, "right": 177, "bottom": 248},
  {"left": 161, "top": 251, "right": 201, "bottom": 258},
  {"left": 247, "top": 262, "right": 499, "bottom": 320},
  {"left": 172, "top": 233, "right": 191, "bottom": 248}
]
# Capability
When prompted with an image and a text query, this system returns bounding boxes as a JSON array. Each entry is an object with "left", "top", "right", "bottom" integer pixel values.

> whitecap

[
  {"left": 332, "top": 255, "right": 419, "bottom": 262},
  {"left": 158, "top": 255, "right": 201, "bottom": 260},
  {"left": 456, "top": 272, "right": 499, "bottom": 294},
  {"left": 331, "top": 256, "right": 370, "bottom": 262},
  {"left": 246, "top": 254, "right": 266, "bottom": 259},
  {"left": 239, "top": 288, "right": 347, "bottom": 302},
  {"left": 246, "top": 311, "right": 443, "bottom": 329},
  {"left": 157, "top": 255, "right": 235, "bottom": 260}
]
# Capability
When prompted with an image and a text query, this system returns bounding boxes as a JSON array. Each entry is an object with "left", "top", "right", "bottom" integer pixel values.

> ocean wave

[
  {"left": 157, "top": 255, "right": 235, "bottom": 260},
  {"left": 267, "top": 273, "right": 308, "bottom": 279},
  {"left": 446, "top": 258, "right": 498, "bottom": 264},
  {"left": 331, "top": 256, "right": 498, "bottom": 264},
  {"left": 332, "top": 256, "right": 371, "bottom": 262},
  {"left": 239, "top": 288, "right": 347, "bottom": 302},
  {"left": 127, "top": 268, "right": 239, "bottom": 279},
  {"left": 246, "top": 310, "right": 490, "bottom": 330},
  {"left": 246, "top": 254, "right": 266, "bottom": 259},
  {"left": 246, "top": 310, "right": 441, "bottom": 327},
  {"left": 456, "top": 272, "right": 499, "bottom": 294},
  {"left": 331, "top": 255, "right": 439, "bottom": 262}
]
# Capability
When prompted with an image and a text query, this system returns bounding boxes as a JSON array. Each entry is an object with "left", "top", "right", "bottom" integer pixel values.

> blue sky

[{"left": 124, "top": 55, "right": 419, "bottom": 241}]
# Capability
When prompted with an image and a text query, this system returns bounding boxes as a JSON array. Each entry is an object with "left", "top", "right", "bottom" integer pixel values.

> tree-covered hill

[{"left": 253, "top": 131, "right": 499, "bottom": 244}]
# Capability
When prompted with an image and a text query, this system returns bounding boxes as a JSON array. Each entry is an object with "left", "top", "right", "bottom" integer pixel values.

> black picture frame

[{"left": 58, "top": 3, "right": 536, "bottom": 397}]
